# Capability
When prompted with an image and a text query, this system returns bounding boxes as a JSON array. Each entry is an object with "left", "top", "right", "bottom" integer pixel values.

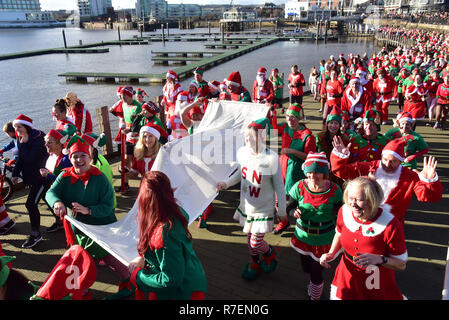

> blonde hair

[
  {"left": 134, "top": 133, "right": 161, "bottom": 161},
  {"left": 343, "top": 177, "right": 384, "bottom": 218}
]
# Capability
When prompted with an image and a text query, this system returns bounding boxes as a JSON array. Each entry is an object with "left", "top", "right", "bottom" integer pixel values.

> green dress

[
  {"left": 131, "top": 208, "right": 207, "bottom": 300},
  {"left": 45, "top": 166, "right": 116, "bottom": 259}
]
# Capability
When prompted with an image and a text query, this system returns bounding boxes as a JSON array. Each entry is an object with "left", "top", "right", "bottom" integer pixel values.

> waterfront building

[
  {"left": 77, "top": 0, "right": 112, "bottom": 17},
  {"left": 167, "top": 3, "right": 201, "bottom": 19},
  {"left": 136, "top": 0, "right": 167, "bottom": 20},
  {"left": 0, "top": 0, "right": 60, "bottom": 27},
  {"left": 222, "top": 7, "right": 257, "bottom": 21},
  {"left": 284, "top": 0, "right": 342, "bottom": 20}
]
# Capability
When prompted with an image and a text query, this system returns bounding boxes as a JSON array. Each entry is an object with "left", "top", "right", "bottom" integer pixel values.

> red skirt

[
  {"left": 403, "top": 100, "right": 426, "bottom": 120},
  {"left": 290, "top": 237, "right": 333, "bottom": 262}
]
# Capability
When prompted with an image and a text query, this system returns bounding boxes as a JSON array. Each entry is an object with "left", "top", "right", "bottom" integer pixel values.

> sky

[{"left": 40, "top": 0, "right": 288, "bottom": 11}]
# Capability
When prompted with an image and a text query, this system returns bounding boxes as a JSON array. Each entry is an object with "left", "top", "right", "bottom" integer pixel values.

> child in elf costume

[{"left": 216, "top": 118, "right": 287, "bottom": 280}]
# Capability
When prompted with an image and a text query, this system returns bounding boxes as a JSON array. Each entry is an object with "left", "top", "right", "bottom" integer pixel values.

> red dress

[
  {"left": 131, "top": 156, "right": 154, "bottom": 177},
  {"left": 331, "top": 204, "right": 407, "bottom": 300},
  {"left": 403, "top": 84, "right": 428, "bottom": 120}
]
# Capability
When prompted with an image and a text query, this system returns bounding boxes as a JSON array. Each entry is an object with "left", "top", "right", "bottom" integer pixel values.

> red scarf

[{"left": 61, "top": 166, "right": 102, "bottom": 187}]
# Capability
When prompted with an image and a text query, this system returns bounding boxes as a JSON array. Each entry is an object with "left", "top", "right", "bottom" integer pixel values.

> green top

[
  {"left": 395, "top": 74, "right": 409, "bottom": 94},
  {"left": 123, "top": 99, "right": 142, "bottom": 125},
  {"left": 289, "top": 180, "right": 342, "bottom": 246},
  {"left": 94, "top": 153, "right": 116, "bottom": 208},
  {"left": 402, "top": 76, "right": 415, "bottom": 92},
  {"left": 134, "top": 207, "right": 207, "bottom": 299},
  {"left": 270, "top": 75, "right": 284, "bottom": 99},
  {"left": 384, "top": 128, "right": 428, "bottom": 169},
  {"left": 45, "top": 167, "right": 116, "bottom": 259}
]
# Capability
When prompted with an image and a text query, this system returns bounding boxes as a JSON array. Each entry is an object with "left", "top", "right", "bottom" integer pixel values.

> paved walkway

[{"left": 1, "top": 94, "right": 448, "bottom": 300}]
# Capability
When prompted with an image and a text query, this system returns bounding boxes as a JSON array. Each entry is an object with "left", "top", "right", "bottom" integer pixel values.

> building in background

[
  {"left": 284, "top": 0, "right": 343, "bottom": 19},
  {"left": 136, "top": 0, "right": 167, "bottom": 20},
  {"left": 0, "top": 0, "right": 63, "bottom": 27},
  {"left": 77, "top": 0, "right": 112, "bottom": 17}
]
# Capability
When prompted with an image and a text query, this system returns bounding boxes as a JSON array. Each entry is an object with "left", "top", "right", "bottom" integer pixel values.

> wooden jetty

[
  {"left": 151, "top": 51, "right": 224, "bottom": 57},
  {"left": 0, "top": 47, "right": 110, "bottom": 61},
  {"left": 151, "top": 56, "right": 203, "bottom": 65}
]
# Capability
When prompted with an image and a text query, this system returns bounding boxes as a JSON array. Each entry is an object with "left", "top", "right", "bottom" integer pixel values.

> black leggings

[
  {"left": 300, "top": 254, "right": 324, "bottom": 285},
  {"left": 26, "top": 182, "right": 50, "bottom": 234}
]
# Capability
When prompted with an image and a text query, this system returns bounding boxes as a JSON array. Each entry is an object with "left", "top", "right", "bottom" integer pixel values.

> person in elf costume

[
  {"left": 127, "top": 123, "right": 167, "bottom": 185},
  {"left": 288, "top": 65, "right": 306, "bottom": 105},
  {"left": 434, "top": 72, "right": 449, "bottom": 130},
  {"left": 63, "top": 92, "right": 93, "bottom": 135},
  {"left": 338, "top": 65, "right": 351, "bottom": 88},
  {"left": 373, "top": 67, "right": 398, "bottom": 125},
  {"left": 80, "top": 132, "right": 116, "bottom": 207},
  {"left": 403, "top": 74, "right": 428, "bottom": 130},
  {"left": 323, "top": 69, "right": 344, "bottom": 129},
  {"left": 226, "top": 71, "right": 252, "bottom": 102},
  {"left": 384, "top": 112, "right": 429, "bottom": 171},
  {"left": 216, "top": 118, "right": 287, "bottom": 280},
  {"left": 193, "top": 67, "right": 210, "bottom": 98},
  {"left": 341, "top": 77, "right": 373, "bottom": 125},
  {"left": 135, "top": 88, "right": 148, "bottom": 104},
  {"left": 52, "top": 99, "right": 77, "bottom": 137},
  {"left": 271, "top": 103, "right": 316, "bottom": 235},
  {"left": 161, "top": 70, "right": 184, "bottom": 132},
  {"left": 330, "top": 137, "right": 443, "bottom": 227},
  {"left": 128, "top": 171, "right": 207, "bottom": 300},
  {"left": 109, "top": 86, "right": 125, "bottom": 151},
  {"left": 252, "top": 67, "right": 275, "bottom": 105},
  {"left": 0, "top": 248, "right": 34, "bottom": 300},
  {"left": 394, "top": 68, "right": 409, "bottom": 113},
  {"left": 131, "top": 101, "right": 164, "bottom": 135},
  {"left": 340, "top": 111, "right": 357, "bottom": 141},
  {"left": 288, "top": 152, "right": 343, "bottom": 300},
  {"left": 45, "top": 135, "right": 132, "bottom": 300},
  {"left": 320, "top": 177, "right": 408, "bottom": 300},
  {"left": 269, "top": 68, "right": 285, "bottom": 111},
  {"left": 39, "top": 129, "right": 72, "bottom": 233},
  {"left": 172, "top": 81, "right": 203, "bottom": 140},
  {"left": 347, "top": 109, "right": 389, "bottom": 163},
  {"left": 118, "top": 86, "right": 142, "bottom": 190}
]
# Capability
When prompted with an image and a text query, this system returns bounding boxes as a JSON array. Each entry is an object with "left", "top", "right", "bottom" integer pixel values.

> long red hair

[{"left": 136, "top": 171, "right": 191, "bottom": 256}]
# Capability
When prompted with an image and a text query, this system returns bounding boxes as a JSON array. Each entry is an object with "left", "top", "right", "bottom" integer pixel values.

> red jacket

[
  {"left": 341, "top": 86, "right": 373, "bottom": 120},
  {"left": 252, "top": 79, "right": 275, "bottom": 103}
]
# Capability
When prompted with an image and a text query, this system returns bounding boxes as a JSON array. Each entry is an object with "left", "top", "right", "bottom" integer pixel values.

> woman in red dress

[{"left": 320, "top": 176, "right": 408, "bottom": 300}]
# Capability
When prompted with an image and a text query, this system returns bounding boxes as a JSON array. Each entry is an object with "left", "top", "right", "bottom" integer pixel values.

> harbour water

[{"left": 0, "top": 27, "right": 377, "bottom": 148}]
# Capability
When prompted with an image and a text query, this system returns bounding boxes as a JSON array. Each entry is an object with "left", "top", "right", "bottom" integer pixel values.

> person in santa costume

[
  {"left": 207, "top": 80, "right": 221, "bottom": 99},
  {"left": 161, "top": 70, "right": 184, "bottom": 131},
  {"left": 39, "top": 129, "right": 72, "bottom": 233},
  {"left": 384, "top": 112, "right": 429, "bottom": 171},
  {"left": 341, "top": 77, "right": 373, "bottom": 124},
  {"left": 403, "top": 74, "right": 428, "bottom": 130},
  {"left": 330, "top": 136, "right": 443, "bottom": 226},
  {"left": 288, "top": 152, "right": 343, "bottom": 300},
  {"left": 0, "top": 195, "right": 14, "bottom": 236},
  {"left": 323, "top": 69, "right": 344, "bottom": 129},
  {"left": 216, "top": 118, "right": 287, "bottom": 280},
  {"left": 320, "top": 176, "right": 408, "bottom": 300},
  {"left": 128, "top": 171, "right": 207, "bottom": 300},
  {"left": 252, "top": 67, "right": 275, "bottom": 105},
  {"left": 225, "top": 71, "right": 252, "bottom": 102},
  {"left": 109, "top": 86, "right": 125, "bottom": 151},
  {"left": 434, "top": 72, "right": 449, "bottom": 130},
  {"left": 288, "top": 65, "right": 306, "bottom": 105},
  {"left": 52, "top": 99, "right": 76, "bottom": 137},
  {"left": 127, "top": 123, "right": 167, "bottom": 184},
  {"left": 373, "top": 67, "right": 398, "bottom": 125},
  {"left": 119, "top": 86, "right": 142, "bottom": 188},
  {"left": 45, "top": 135, "right": 132, "bottom": 300},
  {"left": 347, "top": 109, "right": 388, "bottom": 163},
  {"left": 355, "top": 67, "right": 374, "bottom": 102},
  {"left": 12, "top": 114, "right": 49, "bottom": 248},
  {"left": 424, "top": 69, "right": 441, "bottom": 126},
  {"left": 193, "top": 67, "right": 210, "bottom": 98},
  {"left": 30, "top": 245, "right": 97, "bottom": 300},
  {"left": 63, "top": 92, "right": 93, "bottom": 135}
]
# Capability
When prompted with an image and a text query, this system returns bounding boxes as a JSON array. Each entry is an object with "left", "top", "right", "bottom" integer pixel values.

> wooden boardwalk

[{"left": 1, "top": 95, "right": 448, "bottom": 300}]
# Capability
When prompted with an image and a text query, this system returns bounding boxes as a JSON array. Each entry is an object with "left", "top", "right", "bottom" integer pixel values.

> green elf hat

[
  {"left": 62, "top": 134, "right": 90, "bottom": 157},
  {"left": 194, "top": 67, "right": 204, "bottom": 76},
  {"left": 286, "top": 103, "right": 305, "bottom": 121},
  {"left": 248, "top": 117, "right": 271, "bottom": 135},
  {"left": 326, "top": 106, "right": 343, "bottom": 124},
  {"left": 301, "top": 152, "right": 330, "bottom": 176},
  {"left": 363, "top": 109, "right": 378, "bottom": 123},
  {"left": 0, "top": 255, "right": 15, "bottom": 288},
  {"left": 81, "top": 133, "right": 107, "bottom": 149}
]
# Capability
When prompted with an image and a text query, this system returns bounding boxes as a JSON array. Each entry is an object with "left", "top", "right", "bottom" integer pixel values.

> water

[{"left": 0, "top": 27, "right": 377, "bottom": 149}]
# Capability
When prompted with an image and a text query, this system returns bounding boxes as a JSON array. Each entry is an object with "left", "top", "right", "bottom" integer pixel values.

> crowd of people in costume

[{"left": 0, "top": 28, "right": 446, "bottom": 300}]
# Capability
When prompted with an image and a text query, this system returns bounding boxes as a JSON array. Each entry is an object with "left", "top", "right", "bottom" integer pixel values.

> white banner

[{"left": 66, "top": 101, "right": 269, "bottom": 266}]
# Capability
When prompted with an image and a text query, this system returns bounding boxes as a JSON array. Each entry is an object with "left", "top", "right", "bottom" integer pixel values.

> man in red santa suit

[
  {"left": 323, "top": 69, "right": 344, "bottom": 129},
  {"left": 330, "top": 137, "right": 443, "bottom": 227},
  {"left": 373, "top": 67, "right": 398, "bottom": 125},
  {"left": 355, "top": 67, "right": 374, "bottom": 102},
  {"left": 161, "top": 70, "right": 183, "bottom": 133},
  {"left": 252, "top": 67, "right": 275, "bottom": 105},
  {"left": 341, "top": 77, "right": 373, "bottom": 124}
]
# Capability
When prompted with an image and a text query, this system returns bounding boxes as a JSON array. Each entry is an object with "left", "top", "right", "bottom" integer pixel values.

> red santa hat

[
  {"left": 46, "top": 129, "right": 68, "bottom": 144},
  {"left": 139, "top": 123, "right": 168, "bottom": 144},
  {"left": 208, "top": 80, "right": 220, "bottom": 91},
  {"left": 32, "top": 245, "right": 97, "bottom": 300},
  {"left": 189, "top": 81, "right": 199, "bottom": 89},
  {"left": 116, "top": 86, "right": 123, "bottom": 98},
  {"left": 257, "top": 67, "right": 267, "bottom": 75},
  {"left": 339, "top": 53, "right": 344, "bottom": 57},
  {"left": 382, "top": 138, "right": 407, "bottom": 162},
  {"left": 13, "top": 114, "right": 34, "bottom": 129},
  {"left": 166, "top": 70, "right": 178, "bottom": 80},
  {"left": 141, "top": 101, "right": 160, "bottom": 115},
  {"left": 226, "top": 71, "right": 242, "bottom": 87},
  {"left": 349, "top": 75, "right": 360, "bottom": 84},
  {"left": 356, "top": 67, "right": 367, "bottom": 76},
  {"left": 120, "top": 86, "right": 134, "bottom": 98}
]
